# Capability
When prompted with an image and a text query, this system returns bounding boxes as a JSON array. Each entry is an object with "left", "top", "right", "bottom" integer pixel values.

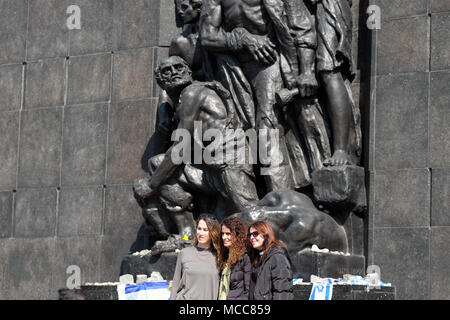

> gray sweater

[{"left": 170, "top": 245, "right": 220, "bottom": 300}]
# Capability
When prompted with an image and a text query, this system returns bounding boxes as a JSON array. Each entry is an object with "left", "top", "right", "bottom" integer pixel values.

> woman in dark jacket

[
  {"left": 248, "top": 221, "right": 294, "bottom": 300},
  {"left": 217, "top": 216, "right": 251, "bottom": 300}
]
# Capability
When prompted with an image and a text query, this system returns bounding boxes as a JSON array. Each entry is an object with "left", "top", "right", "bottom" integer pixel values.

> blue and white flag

[
  {"left": 117, "top": 281, "right": 171, "bottom": 300},
  {"left": 309, "top": 280, "right": 333, "bottom": 300}
]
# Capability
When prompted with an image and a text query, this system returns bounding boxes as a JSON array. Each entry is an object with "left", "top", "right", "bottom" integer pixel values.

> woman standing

[
  {"left": 170, "top": 214, "right": 221, "bottom": 300},
  {"left": 217, "top": 216, "right": 252, "bottom": 300},
  {"left": 248, "top": 221, "right": 294, "bottom": 300}
]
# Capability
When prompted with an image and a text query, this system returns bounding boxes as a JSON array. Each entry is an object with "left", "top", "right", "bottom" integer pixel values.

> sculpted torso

[{"left": 219, "top": 0, "right": 271, "bottom": 35}]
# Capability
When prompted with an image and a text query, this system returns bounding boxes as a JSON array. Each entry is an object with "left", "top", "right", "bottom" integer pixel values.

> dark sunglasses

[
  {"left": 249, "top": 231, "right": 259, "bottom": 238},
  {"left": 199, "top": 213, "right": 217, "bottom": 220}
]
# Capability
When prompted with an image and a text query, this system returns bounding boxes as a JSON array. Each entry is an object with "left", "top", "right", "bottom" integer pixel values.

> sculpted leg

[{"left": 321, "top": 70, "right": 352, "bottom": 166}]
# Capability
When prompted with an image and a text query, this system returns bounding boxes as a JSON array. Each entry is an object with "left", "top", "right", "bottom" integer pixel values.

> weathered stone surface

[
  {"left": 61, "top": 103, "right": 108, "bottom": 186},
  {"left": 26, "top": 0, "right": 69, "bottom": 60},
  {"left": 374, "top": 0, "right": 428, "bottom": 20},
  {"left": 51, "top": 236, "right": 101, "bottom": 300},
  {"left": 14, "top": 188, "right": 57, "bottom": 238},
  {"left": 104, "top": 185, "right": 145, "bottom": 236},
  {"left": 112, "top": 0, "right": 159, "bottom": 51},
  {"left": 373, "top": 227, "right": 430, "bottom": 300},
  {"left": 69, "top": 0, "right": 113, "bottom": 56},
  {"left": 4, "top": 238, "right": 55, "bottom": 300},
  {"left": 24, "top": 58, "right": 66, "bottom": 109},
  {"left": 158, "top": 0, "right": 179, "bottom": 47},
  {"left": 18, "top": 108, "right": 62, "bottom": 188},
  {"left": 430, "top": 227, "right": 450, "bottom": 299},
  {"left": 107, "top": 99, "right": 152, "bottom": 184},
  {"left": 431, "top": 0, "right": 450, "bottom": 13},
  {"left": 374, "top": 169, "right": 430, "bottom": 228},
  {"left": 67, "top": 54, "right": 111, "bottom": 105},
  {"left": 120, "top": 252, "right": 178, "bottom": 282},
  {"left": 0, "top": 64, "right": 22, "bottom": 112},
  {"left": 312, "top": 165, "right": 367, "bottom": 215},
  {"left": 58, "top": 186, "right": 104, "bottom": 237},
  {"left": 377, "top": 16, "right": 429, "bottom": 75},
  {"left": 0, "top": 239, "right": 9, "bottom": 296},
  {"left": 0, "top": 112, "right": 19, "bottom": 190},
  {"left": 431, "top": 168, "right": 450, "bottom": 227},
  {"left": 112, "top": 48, "right": 153, "bottom": 102},
  {"left": 100, "top": 234, "right": 148, "bottom": 283},
  {"left": 291, "top": 251, "right": 365, "bottom": 282},
  {"left": 0, "top": 192, "right": 13, "bottom": 238},
  {"left": 431, "top": 13, "right": 450, "bottom": 70},
  {"left": 375, "top": 73, "right": 428, "bottom": 170},
  {"left": 0, "top": 0, "right": 27, "bottom": 65},
  {"left": 430, "top": 71, "right": 450, "bottom": 167}
]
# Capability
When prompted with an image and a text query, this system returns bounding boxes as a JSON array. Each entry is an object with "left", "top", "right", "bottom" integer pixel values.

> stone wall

[
  {"left": 0, "top": 0, "right": 177, "bottom": 300},
  {"left": 0, "top": 0, "right": 448, "bottom": 300},
  {"left": 367, "top": 0, "right": 450, "bottom": 299}
]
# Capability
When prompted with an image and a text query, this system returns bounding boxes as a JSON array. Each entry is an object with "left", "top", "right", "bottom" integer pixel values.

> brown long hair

[
  {"left": 248, "top": 221, "right": 287, "bottom": 267},
  {"left": 217, "top": 216, "right": 248, "bottom": 270},
  {"left": 192, "top": 214, "right": 221, "bottom": 252}
]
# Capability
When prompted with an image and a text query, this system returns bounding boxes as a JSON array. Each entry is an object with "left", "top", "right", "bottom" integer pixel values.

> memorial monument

[{"left": 129, "top": 0, "right": 367, "bottom": 281}]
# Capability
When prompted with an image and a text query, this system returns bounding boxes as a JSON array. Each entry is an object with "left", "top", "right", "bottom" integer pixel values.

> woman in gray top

[{"left": 170, "top": 214, "right": 221, "bottom": 300}]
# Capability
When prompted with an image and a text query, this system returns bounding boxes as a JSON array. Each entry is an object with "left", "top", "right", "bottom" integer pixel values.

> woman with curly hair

[
  {"left": 248, "top": 221, "right": 293, "bottom": 300},
  {"left": 170, "top": 214, "right": 221, "bottom": 300},
  {"left": 217, "top": 216, "right": 252, "bottom": 300}
]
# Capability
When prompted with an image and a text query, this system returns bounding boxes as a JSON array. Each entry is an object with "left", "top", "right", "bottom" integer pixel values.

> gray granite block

[
  {"left": 58, "top": 186, "right": 104, "bottom": 237},
  {"left": 431, "top": 13, "right": 450, "bottom": 71},
  {"left": 0, "top": 192, "right": 13, "bottom": 238},
  {"left": 0, "top": 239, "right": 9, "bottom": 294},
  {"left": 373, "top": 0, "right": 428, "bottom": 21},
  {"left": 373, "top": 227, "right": 430, "bottom": 300},
  {"left": 158, "top": 0, "right": 179, "bottom": 47},
  {"left": 100, "top": 234, "right": 145, "bottom": 283},
  {"left": 107, "top": 99, "right": 152, "bottom": 184},
  {"left": 104, "top": 184, "right": 144, "bottom": 236},
  {"left": 376, "top": 16, "right": 429, "bottom": 75},
  {"left": 375, "top": 72, "right": 428, "bottom": 170},
  {"left": 430, "top": 71, "right": 450, "bottom": 167},
  {"left": 4, "top": 238, "right": 55, "bottom": 300},
  {"left": 26, "top": 0, "right": 69, "bottom": 60},
  {"left": 24, "top": 58, "right": 66, "bottom": 109},
  {"left": 14, "top": 188, "right": 57, "bottom": 238},
  {"left": 18, "top": 108, "right": 62, "bottom": 188},
  {"left": 112, "top": 0, "right": 159, "bottom": 51},
  {"left": 0, "top": 64, "right": 23, "bottom": 112},
  {"left": 374, "top": 169, "right": 430, "bottom": 228},
  {"left": 0, "top": 0, "right": 27, "bottom": 65},
  {"left": 430, "top": 227, "right": 450, "bottom": 299},
  {"left": 68, "top": 0, "right": 113, "bottom": 56},
  {"left": 61, "top": 103, "right": 108, "bottom": 186},
  {"left": 51, "top": 236, "right": 101, "bottom": 299},
  {"left": 430, "top": 0, "right": 450, "bottom": 12},
  {"left": 112, "top": 48, "right": 154, "bottom": 102},
  {"left": 0, "top": 112, "right": 19, "bottom": 190},
  {"left": 67, "top": 54, "right": 111, "bottom": 105},
  {"left": 431, "top": 168, "right": 450, "bottom": 227}
]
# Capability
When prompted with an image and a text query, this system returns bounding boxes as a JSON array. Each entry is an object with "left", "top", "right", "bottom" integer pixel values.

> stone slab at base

[
  {"left": 120, "top": 252, "right": 178, "bottom": 281},
  {"left": 75, "top": 284, "right": 395, "bottom": 300},
  {"left": 291, "top": 250, "right": 366, "bottom": 282}
]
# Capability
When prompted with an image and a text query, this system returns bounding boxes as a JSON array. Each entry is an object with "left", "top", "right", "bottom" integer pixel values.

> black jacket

[
  {"left": 250, "top": 245, "right": 294, "bottom": 300},
  {"left": 227, "top": 252, "right": 252, "bottom": 300}
]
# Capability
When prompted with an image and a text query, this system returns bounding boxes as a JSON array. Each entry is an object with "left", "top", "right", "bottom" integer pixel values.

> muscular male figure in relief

[{"left": 200, "top": 0, "right": 318, "bottom": 191}]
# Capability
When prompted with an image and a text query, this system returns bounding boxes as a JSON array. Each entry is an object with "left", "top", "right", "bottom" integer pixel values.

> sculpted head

[
  {"left": 155, "top": 56, "right": 192, "bottom": 93},
  {"left": 176, "top": 0, "right": 203, "bottom": 25}
]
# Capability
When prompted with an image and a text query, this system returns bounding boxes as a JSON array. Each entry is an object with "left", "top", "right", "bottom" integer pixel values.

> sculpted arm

[{"left": 149, "top": 87, "right": 202, "bottom": 190}]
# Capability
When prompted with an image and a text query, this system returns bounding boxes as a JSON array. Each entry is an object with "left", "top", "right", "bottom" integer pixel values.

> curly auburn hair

[{"left": 217, "top": 216, "right": 248, "bottom": 271}]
